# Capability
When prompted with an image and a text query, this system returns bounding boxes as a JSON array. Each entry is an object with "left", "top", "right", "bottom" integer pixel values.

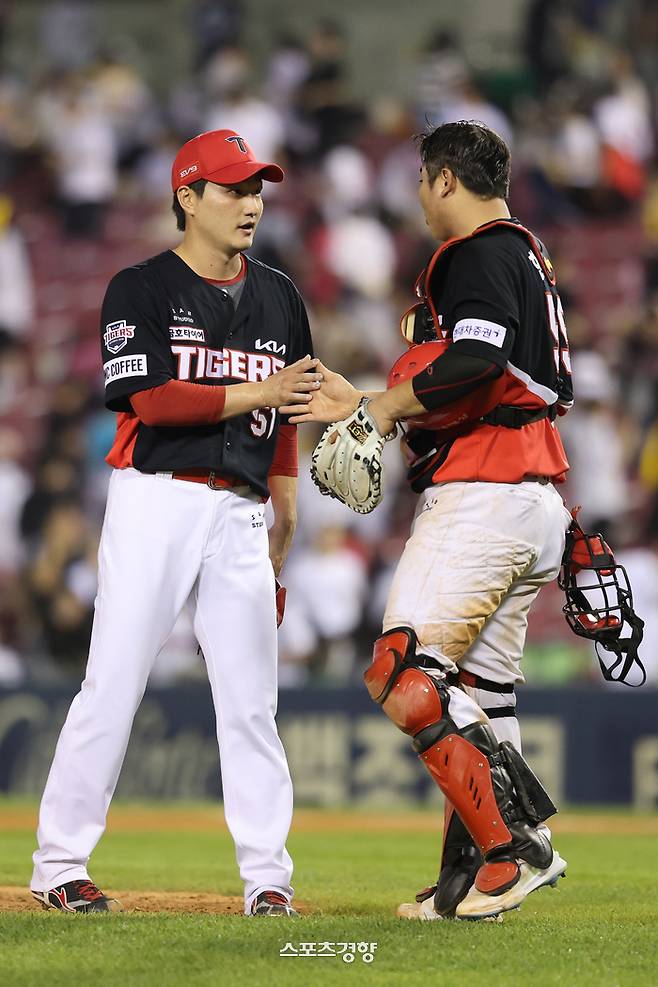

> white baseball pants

[
  {"left": 31, "top": 468, "right": 294, "bottom": 913},
  {"left": 384, "top": 480, "right": 572, "bottom": 747}
]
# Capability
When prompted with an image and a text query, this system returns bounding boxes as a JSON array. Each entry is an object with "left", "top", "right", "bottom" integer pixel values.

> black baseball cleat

[
  {"left": 250, "top": 890, "right": 299, "bottom": 917},
  {"left": 31, "top": 879, "right": 122, "bottom": 913}
]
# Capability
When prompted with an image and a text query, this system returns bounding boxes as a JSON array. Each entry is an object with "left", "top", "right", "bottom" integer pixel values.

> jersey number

[
  {"left": 251, "top": 408, "right": 277, "bottom": 439},
  {"left": 545, "top": 292, "right": 571, "bottom": 375}
]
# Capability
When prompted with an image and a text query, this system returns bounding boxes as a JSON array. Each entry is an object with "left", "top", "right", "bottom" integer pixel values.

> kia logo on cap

[
  {"left": 225, "top": 135, "right": 248, "bottom": 153},
  {"left": 179, "top": 164, "right": 198, "bottom": 179}
]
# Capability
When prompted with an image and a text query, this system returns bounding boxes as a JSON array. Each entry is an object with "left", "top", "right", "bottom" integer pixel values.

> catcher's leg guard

[
  {"left": 365, "top": 628, "right": 554, "bottom": 899},
  {"left": 422, "top": 720, "right": 555, "bottom": 896}
]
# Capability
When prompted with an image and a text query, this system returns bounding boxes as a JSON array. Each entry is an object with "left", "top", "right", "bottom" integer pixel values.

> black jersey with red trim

[
  {"left": 100, "top": 250, "right": 312, "bottom": 498},
  {"left": 408, "top": 219, "right": 572, "bottom": 484}
]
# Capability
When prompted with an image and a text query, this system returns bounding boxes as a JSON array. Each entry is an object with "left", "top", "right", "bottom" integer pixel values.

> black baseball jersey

[
  {"left": 100, "top": 250, "right": 313, "bottom": 498},
  {"left": 408, "top": 218, "right": 573, "bottom": 484},
  {"left": 423, "top": 219, "right": 573, "bottom": 411}
]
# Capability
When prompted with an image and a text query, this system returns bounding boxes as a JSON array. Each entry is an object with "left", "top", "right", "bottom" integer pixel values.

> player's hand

[
  {"left": 261, "top": 356, "right": 322, "bottom": 409},
  {"left": 282, "top": 361, "right": 362, "bottom": 423}
]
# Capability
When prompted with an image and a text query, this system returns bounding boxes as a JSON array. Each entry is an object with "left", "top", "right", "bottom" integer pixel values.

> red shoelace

[
  {"left": 260, "top": 891, "right": 288, "bottom": 906},
  {"left": 71, "top": 880, "right": 104, "bottom": 902}
]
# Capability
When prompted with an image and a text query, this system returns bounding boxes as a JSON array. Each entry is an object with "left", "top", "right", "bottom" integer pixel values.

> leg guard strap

[{"left": 447, "top": 669, "right": 515, "bottom": 693}]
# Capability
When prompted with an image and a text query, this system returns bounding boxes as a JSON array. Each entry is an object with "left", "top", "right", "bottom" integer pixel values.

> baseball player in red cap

[{"left": 30, "top": 130, "right": 320, "bottom": 917}]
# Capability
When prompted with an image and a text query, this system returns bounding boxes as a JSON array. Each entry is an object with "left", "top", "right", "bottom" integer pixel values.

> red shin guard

[{"left": 420, "top": 734, "right": 513, "bottom": 856}]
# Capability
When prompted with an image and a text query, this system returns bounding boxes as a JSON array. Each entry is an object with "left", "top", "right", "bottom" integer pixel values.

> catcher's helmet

[{"left": 386, "top": 339, "right": 506, "bottom": 431}]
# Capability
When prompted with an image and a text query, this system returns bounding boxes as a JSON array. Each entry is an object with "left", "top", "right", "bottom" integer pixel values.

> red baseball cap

[{"left": 171, "top": 129, "right": 284, "bottom": 191}]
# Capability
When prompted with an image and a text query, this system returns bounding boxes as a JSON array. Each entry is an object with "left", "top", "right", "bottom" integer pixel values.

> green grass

[{"left": 1, "top": 801, "right": 657, "bottom": 987}]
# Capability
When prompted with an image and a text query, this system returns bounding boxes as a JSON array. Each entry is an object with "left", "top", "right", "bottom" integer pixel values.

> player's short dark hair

[
  {"left": 417, "top": 121, "right": 511, "bottom": 199},
  {"left": 172, "top": 178, "right": 208, "bottom": 231}
]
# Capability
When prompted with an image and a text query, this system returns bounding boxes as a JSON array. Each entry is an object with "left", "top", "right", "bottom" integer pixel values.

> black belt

[{"left": 483, "top": 404, "right": 557, "bottom": 429}]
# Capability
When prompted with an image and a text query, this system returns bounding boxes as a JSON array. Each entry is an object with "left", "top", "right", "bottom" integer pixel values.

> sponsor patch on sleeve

[
  {"left": 169, "top": 326, "right": 206, "bottom": 342},
  {"left": 452, "top": 318, "right": 507, "bottom": 348},
  {"left": 103, "top": 354, "right": 148, "bottom": 386}
]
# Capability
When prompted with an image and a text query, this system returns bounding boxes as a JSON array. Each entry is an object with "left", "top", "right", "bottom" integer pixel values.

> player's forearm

[
  {"left": 269, "top": 473, "right": 297, "bottom": 528},
  {"left": 368, "top": 352, "right": 502, "bottom": 434},
  {"left": 220, "top": 380, "right": 271, "bottom": 420},
  {"left": 131, "top": 378, "right": 274, "bottom": 426},
  {"left": 369, "top": 381, "right": 425, "bottom": 420},
  {"left": 412, "top": 351, "right": 502, "bottom": 410},
  {"left": 268, "top": 474, "right": 297, "bottom": 575},
  {"left": 131, "top": 379, "right": 226, "bottom": 425}
]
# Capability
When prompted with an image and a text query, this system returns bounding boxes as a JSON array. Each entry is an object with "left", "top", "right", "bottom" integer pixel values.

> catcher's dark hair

[
  {"left": 172, "top": 178, "right": 208, "bottom": 231},
  {"left": 417, "top": 121, "right": 511, "bottom": 199}
]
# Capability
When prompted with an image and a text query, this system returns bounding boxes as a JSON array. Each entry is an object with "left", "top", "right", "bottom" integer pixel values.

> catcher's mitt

[{"left": 310, "top": 398, "right": 396, "bottom": 514}]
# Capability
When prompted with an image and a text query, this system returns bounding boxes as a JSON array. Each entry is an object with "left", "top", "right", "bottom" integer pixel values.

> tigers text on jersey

[
  {"left": 418, "top": 219, "right": 572, "bottom": 484},
  {"left": 100, "top": 250, "right": 313, "bottom": 498}
]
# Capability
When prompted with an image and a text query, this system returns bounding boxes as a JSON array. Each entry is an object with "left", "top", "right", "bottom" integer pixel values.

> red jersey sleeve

[{"left": 130, "top": 379, "right": 226, "bottom": 426}]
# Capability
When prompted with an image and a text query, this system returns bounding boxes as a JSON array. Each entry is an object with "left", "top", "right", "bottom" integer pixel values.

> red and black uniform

[
  {"left": 406, "top": 219, "right": 573, "bottom": 488},
  {"left": 100, "top": 250, "right": 312, "bottom": 497}
]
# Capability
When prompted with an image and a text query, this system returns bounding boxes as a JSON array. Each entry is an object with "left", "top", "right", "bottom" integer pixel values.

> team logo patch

[
  {"left": 103, "top": 353, "right": 148, "bottom": 385},
  {"left": 169, "top": 326, "right": 205, "bottom": 342},
  {"left": 104, "top": 319, "right": 135, "bottom": 354},
  {"left": 226, "top": 135, "right": 248, "bottom": 153}
]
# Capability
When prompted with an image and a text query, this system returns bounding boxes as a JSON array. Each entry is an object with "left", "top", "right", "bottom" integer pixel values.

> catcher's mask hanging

[{"left": 557, "top": 510, "right": 646, "bottom": 686}]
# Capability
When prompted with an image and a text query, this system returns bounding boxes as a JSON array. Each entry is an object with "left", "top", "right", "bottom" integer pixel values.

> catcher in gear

[{"left": 287, "top": 121, "right": 574, "bottom": 920}]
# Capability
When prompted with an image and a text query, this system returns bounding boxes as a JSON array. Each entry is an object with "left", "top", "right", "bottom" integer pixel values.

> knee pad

[
  {"left": 364, "top": 627, "right": 456, "bottom": 740},
  {"left": 364, "top": 626, "right": 417, "bottom": 704}
]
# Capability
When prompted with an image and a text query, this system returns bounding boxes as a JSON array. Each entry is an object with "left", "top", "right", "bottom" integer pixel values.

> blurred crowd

[{"left": 1, "top": 0, "right": 658, "bottom": 687}]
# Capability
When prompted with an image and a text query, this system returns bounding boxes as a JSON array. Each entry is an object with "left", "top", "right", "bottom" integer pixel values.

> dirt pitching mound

[{"left": 0, "top": 886, "right": 246, "bottom": 914}]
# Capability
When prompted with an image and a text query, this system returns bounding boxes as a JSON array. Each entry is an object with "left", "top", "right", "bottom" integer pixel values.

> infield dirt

[
  {"left": 1, "top": 806, "right": 656, "bottom": 835},
  {"left": 0, "top": 886, "right": 250, "bottom": 914}
]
